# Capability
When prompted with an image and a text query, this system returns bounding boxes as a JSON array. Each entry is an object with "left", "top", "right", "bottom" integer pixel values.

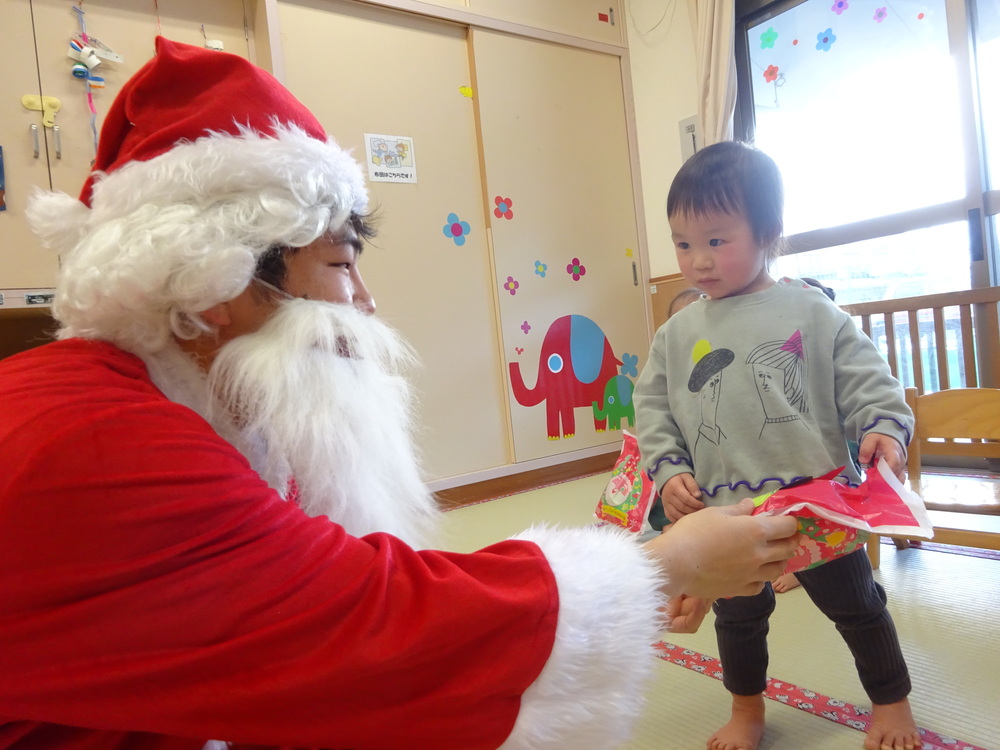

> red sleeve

[{"left": 0, "top": 395, "right": 558, "bottom": 749}]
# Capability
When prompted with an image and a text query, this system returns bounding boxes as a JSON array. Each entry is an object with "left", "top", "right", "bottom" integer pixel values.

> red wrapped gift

[
  {"left": 595, "top": 430, "right": 656, "bottom": 533},
  {"left": 752, "top": 460, "right": 934, "bottom": 574}
]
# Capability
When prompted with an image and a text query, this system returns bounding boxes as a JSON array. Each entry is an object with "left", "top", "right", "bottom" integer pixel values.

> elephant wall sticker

[
  {"left": 592, "top": 373, "right": 635, "bottom": 431},
  {"left": 509, "top": 314, "right": 631, "bottom": 440}
]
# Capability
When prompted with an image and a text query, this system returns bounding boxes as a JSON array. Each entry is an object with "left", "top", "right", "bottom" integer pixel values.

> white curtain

[{"left": 687, "top": 0, "right": 737, "bottom": 145}]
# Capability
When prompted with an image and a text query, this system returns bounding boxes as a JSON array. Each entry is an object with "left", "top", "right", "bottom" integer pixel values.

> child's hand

[
  {"left": 857, "top": 433, "right": 906, "bottom": 481},
  {"left": 663, "top": 594, "right": 711, "bottom": 633},
  {"left": 660, "top": 473, "right": 705, "bottom": 522}
]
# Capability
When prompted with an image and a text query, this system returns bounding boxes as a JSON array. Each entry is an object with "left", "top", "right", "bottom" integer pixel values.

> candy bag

[
  {"left": 595, "top": 430, "right": 655, "bottom": 533},
  {"left": 752, "top": 459, "right": 934, "bottom": 574}
]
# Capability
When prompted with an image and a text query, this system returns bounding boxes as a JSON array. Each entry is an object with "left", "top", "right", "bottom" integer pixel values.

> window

[{"left": 735, "top": 0, "right": 998, "bottom": 305}]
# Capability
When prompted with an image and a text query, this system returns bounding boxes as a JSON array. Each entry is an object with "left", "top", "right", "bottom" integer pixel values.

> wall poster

[{"left": 363, "top": 133, "right": 417, "bottom": 183}]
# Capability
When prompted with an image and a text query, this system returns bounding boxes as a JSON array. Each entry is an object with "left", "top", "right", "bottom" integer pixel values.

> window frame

[{"left": 734, "top": 0, "right": 998, "bottom": 288}]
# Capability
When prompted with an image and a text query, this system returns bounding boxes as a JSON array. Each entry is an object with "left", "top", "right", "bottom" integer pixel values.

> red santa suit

[{"left": 0, "top": 341, "right": 664, "bottom": 749}]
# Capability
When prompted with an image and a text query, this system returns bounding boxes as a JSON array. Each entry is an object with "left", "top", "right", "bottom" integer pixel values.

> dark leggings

[{"left": 712, "top": 548, "right": 911, "bottom": 704}]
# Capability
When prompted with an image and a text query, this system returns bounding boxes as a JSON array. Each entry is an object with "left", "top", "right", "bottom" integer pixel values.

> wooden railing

[{"left": 841, "top": 287, "right": 1000, "bottom": 395}]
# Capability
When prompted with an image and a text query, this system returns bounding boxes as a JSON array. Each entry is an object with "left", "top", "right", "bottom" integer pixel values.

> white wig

[{"left": 27, "top": 123, "right": 368, "bottom": 355}]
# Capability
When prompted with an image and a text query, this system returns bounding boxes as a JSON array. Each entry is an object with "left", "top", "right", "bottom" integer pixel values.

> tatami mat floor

[{"left": 435, "top": 473, "right": 1000, "bottom": 750}]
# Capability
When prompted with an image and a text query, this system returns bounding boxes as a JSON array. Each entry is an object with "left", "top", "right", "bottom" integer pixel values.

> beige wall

[{"left": 624, "top": 1, "right": 697, "bottom": 280}]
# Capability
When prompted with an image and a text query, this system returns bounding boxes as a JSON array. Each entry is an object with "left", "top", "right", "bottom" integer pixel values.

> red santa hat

[
  {"left": 79, "top": 36, "right": 331, "bottom": 206},
  {"left": 28, "top": 36, "right": 369, "bottom": 353}
]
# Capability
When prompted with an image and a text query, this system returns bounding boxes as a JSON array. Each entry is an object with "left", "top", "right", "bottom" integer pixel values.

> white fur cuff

[{"left": 499, "top": 525, "right": 667, "bottom": 750}]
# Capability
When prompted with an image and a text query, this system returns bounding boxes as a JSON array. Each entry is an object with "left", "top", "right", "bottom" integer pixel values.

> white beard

[{"left": 142, "top": 299, "right": 439, "bottom": 548}]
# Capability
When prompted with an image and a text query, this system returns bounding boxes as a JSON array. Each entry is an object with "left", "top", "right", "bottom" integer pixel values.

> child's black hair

[{"left": 666, "top": 141, "right": 785, "bottom": 262}]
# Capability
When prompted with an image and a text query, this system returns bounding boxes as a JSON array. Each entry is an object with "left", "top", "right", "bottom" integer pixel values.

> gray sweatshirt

[{"left": 634, "top": 277, "right": 912, "bottom": 506}]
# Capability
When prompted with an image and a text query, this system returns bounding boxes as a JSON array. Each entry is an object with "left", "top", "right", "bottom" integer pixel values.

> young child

[
  {"left": 668, "top": 286, "right": 704, "bottom": 317},
  {"left": 634, "top": 141, "right": 921, "bottom": 750}
]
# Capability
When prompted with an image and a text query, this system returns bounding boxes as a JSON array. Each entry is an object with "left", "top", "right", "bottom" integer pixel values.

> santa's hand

[
  {"left": 659, "top": 472, "right": 705, "bottom": 522},
  {"left": 664, "top": 594, "right": 711, "bottom": 633},
  {"left": 644, "top": 498, "right": 799, "bottom": 600}
]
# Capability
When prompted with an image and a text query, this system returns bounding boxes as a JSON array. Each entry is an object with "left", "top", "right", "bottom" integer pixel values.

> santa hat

[{"left": 28, "top": 37, "right": 368, "bottom": 354}]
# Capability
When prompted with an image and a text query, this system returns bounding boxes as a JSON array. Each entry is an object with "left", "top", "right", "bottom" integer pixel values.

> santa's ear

[{"left": 199, "top": 302, "right": 232, "bottom": 327}]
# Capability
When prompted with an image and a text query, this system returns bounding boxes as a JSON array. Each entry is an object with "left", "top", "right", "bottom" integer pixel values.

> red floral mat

[
  {"left": 654, "top": 642, "right": 988, "bottom": 750},
  {"left": 880, "top": 537, "right": 1000, "bottom": 561}
]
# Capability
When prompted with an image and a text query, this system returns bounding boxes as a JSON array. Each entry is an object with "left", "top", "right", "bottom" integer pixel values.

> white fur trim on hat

[{"left": 27, "top": 123, "right": 368, "bottom": 355}]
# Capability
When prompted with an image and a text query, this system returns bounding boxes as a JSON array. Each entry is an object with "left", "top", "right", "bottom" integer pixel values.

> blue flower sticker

[
  {"left": 816, "top": 28, "right": 837, "bottom": 51},
  {"left": 620, "top": 353, "right": 639, "bottom": 378},
  {"left": 534, "top": 260, "right": 547, "bottom": 278},
  {"left": 443, "top": 213, "right": 471, "bottom": 246},
  {"left": 760, "top": 26, "right": 778, "bottom": 49}
]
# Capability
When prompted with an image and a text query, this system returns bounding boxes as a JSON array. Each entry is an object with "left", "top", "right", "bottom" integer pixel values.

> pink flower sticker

[{"left": 566, "top": 257, "right": 587, "bottom": 281}]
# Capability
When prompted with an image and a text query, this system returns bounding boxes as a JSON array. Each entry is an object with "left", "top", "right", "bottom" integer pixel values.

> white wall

[{"left": 624, "top": 0, "right": 698, "bottom": 279}]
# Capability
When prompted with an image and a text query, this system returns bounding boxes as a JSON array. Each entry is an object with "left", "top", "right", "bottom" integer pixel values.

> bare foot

[
  {"left": 772, "top": 572, "right": 801, "bottom": 593},
  {"left": 864, "top": 699, "right": 922, "bottom": 750},
  {"left": 707, "top": 693, "right": 765, "bottom": 750}
]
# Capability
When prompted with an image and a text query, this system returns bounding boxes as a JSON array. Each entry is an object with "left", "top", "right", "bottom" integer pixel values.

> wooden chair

[
  {"left": 841, "top": 287, "right": 1000, "bottom": 394},
  {"left": 867, "top": 386, "right": 1000, "bottom": 569}
]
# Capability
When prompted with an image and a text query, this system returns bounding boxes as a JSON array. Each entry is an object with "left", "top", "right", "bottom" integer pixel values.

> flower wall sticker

[
  {"left": 503, "top": 276, "right": 519, "bottom": 296},
  {"left": 620, "top": 353, "right": 639, "bottom": 378},
  {"left": 521, "top": 320, "right": 531, "bottom": 334},
  {"left": 566, "top": 257, "right": 587, "bottom": 281},
  {"left": 873, "top": 7, "right": 887, "bottom": 22},
  {"left": 764, "top": 65, "right": 780, "bottom": 83},
  {"left": 816, "top": 28, "right": 837, "bottom": 51},
  {"left": 494, "top": 196, "right": 513, "bottom": 220},
  {"left": 760, "top": 26, "right": 778, "bottom": 48},
  {"left": 443, "top": 213, "right": 471, "bottom": 246},
  {"left": 831, "top": 0, "right": 848, "bottom": 15},
  {"left": 534, "top": 261, "right": 547, "bottom": 278}
]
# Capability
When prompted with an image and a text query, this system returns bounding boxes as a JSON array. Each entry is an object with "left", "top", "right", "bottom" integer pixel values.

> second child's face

[{"left": 670, "top": 210, "right": 774, "bottom": 300}]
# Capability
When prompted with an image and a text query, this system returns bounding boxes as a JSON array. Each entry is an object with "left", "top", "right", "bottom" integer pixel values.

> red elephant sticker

[{"left": 509, "top": 314, "right": 623, "bottom": 440}]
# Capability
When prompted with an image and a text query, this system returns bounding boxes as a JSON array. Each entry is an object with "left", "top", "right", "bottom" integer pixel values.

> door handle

[{"left": 21, "top": 95, "right": 63, "bottom": 128}]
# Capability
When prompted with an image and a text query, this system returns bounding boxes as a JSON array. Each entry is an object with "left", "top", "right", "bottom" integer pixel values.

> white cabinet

[
  {"left": 1, "top": 0, "right": 61, "bottom": 295},
  {"left": 472, "top": 29, "right": 648, "bottom": 462},
  {"left": 0, "top": 0, "right": 250, "bottom": 302}
]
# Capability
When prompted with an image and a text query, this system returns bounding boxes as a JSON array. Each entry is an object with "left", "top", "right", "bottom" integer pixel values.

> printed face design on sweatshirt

[
  {"left": 688, "top": 343, "right": 734, "bottom": 451},
  {"left": 688, "top": 330, "right": 810, "bottom": 443}
]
